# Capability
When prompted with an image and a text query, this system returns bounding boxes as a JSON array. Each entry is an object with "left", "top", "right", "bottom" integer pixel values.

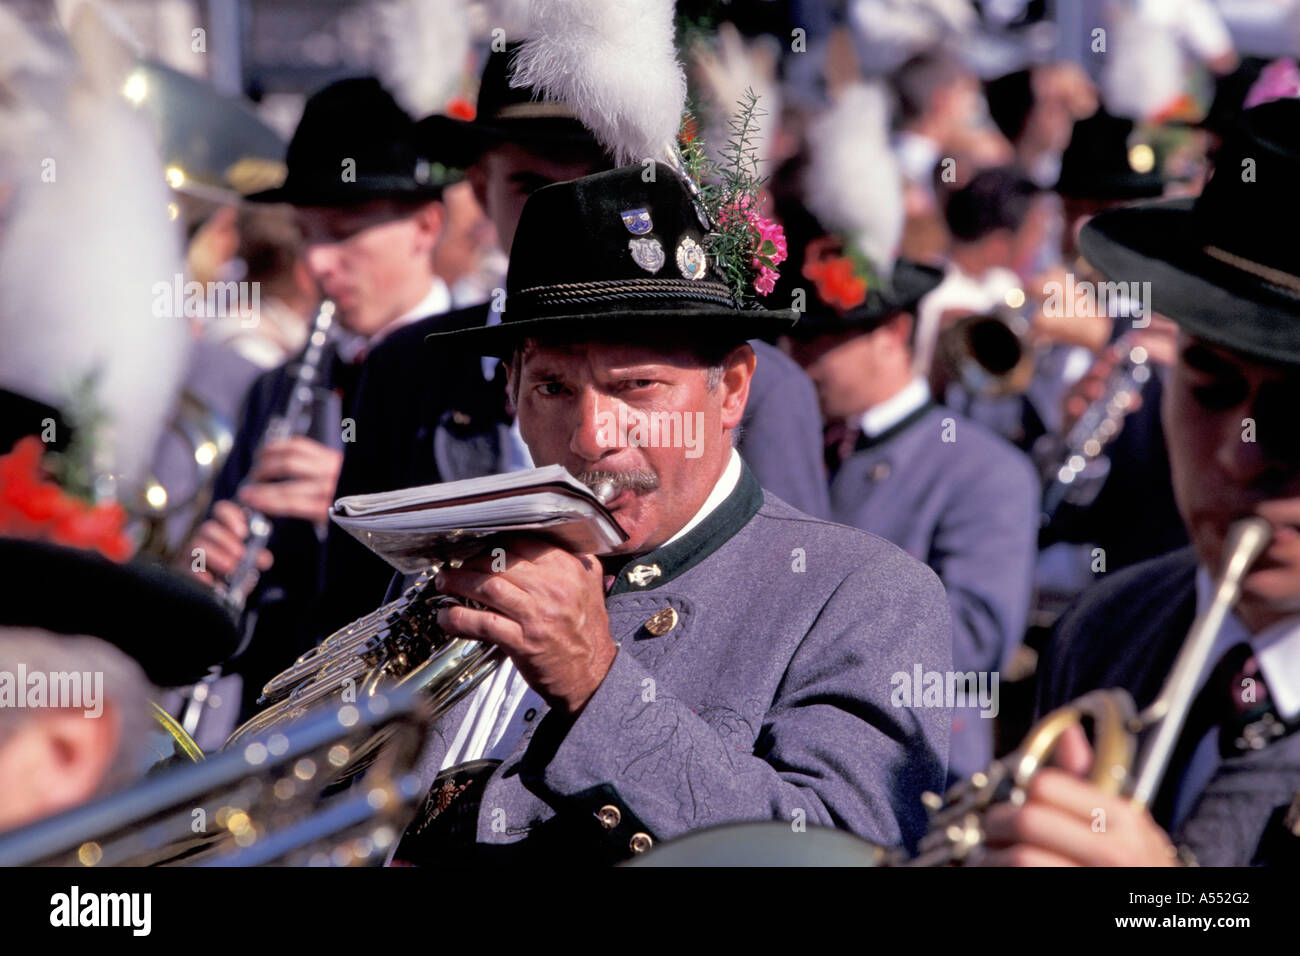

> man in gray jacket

[
  {"left": 398, "top": 163, "right": 953, "bottom": 865},
  {"left": 783, "top": 232, "right": 1039, "bottom": 784}
]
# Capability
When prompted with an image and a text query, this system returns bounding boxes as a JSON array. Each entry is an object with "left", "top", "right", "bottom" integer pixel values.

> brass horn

[
  {"left": 225, "top": 479, "right": 619, "bottom": 751},
  {"left": 0, "top": 686, "right": 430, "bottom": 867},
  {"left": 223, "top": 565, "right": 498, "bottom": 749}
]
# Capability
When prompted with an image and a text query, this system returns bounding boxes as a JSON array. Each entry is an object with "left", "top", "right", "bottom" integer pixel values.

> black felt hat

[
  {"left": 416, "top": 46, "right": 602, "bottom": 168},
  {"left": 0, "top": 538, "right": 241, "bottom": 687},
  {"left": 1080, "top": 99, "right": 1300, "bottom": 366},
  {"left": 247, "top": 77, "right": 461, "bottom": 206},
  {"left": 1055, "top": 109, "right": 1165, "bottom": 201},
  {"left": 426, "top": 163, "right": 798, "bottom": 355}
]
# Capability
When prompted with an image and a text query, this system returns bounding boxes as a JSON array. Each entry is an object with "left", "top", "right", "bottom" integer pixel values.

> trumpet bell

[{"left": 937, "top": 311, "right": 1035, "bottom": 399}]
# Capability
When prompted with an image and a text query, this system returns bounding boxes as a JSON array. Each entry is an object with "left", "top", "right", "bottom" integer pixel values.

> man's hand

[
  {"left": 975, "top": 724, "right": 1179, "bottom": 866},
  {"left": 238, "top": 436, "right": 343, "bottom": 529},
  {"left": 433, "top": 537, "right": 616, "bottom": 716},
  {"left": 187, "top": 499, "right": 273, "bottom": 587}
]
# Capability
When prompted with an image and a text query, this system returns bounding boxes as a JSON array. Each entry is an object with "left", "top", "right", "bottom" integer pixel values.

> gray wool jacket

[
  {"left": 401, "top": 464, "right": 953, "bottom": 863},
  {"left": 830, "top": 402, "right": 1039, "bottom": 782}
]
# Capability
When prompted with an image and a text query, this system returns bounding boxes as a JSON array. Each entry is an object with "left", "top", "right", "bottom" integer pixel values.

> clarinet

[
  {"left": 220, "top": 299, "right": 337, "bottom": 614},
  {"left": 1034, "top": 334, "right": 1152, "bottom": 526},
  {"left": 181, "top": 300, "right": 337, "bottom": 743}
]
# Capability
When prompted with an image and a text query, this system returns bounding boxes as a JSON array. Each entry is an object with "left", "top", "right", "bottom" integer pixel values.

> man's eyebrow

[
  {"left": 521, "top": 364, "right": 563, "bottom": 380},
  {"left": 1181, "top": 343, "right": 1239, "bottom": 376},
  {"left": 606, "top": 365, "right": 673, "bottom": 377}
]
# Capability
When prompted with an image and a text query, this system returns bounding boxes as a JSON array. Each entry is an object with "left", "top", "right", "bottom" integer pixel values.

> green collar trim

[
  {"left": 855, "top": 399, "right": 937, "bottom": 453},
  {"left": 604, "top": 463, "right": 763, "bottom": 596}
]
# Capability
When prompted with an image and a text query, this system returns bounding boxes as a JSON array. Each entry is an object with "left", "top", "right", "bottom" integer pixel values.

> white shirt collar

[
  {"left": 663, "top": 448, "right": 742, "bottom": 547},
  {"left": 336, "top": 278, "right": 451, "bottom": 363},
  {"left": 1195, "top": 567, "right": 1300, "bottom": 720},
  {"left": 859, "top": 377, "right": 930, "bottom": 438}
]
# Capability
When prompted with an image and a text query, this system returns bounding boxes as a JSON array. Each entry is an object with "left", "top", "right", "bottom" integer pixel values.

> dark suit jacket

[{"left": 1040, "top": 547, "right": 1300, "bottom": 865}]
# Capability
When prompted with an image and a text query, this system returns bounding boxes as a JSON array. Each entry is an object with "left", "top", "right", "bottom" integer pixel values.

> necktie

[
  {"left": 1152, "top": 642, "right": 1300, "bottom": 826},
  {"left": 1219, "top": 651, "right": 1299, "bottom": 755},
  {"left": 1151, "top": 642, "right": 1253, "bottom": 826},
  {"left": 822, "top": 420, "right": 862, "bottom": 477}
]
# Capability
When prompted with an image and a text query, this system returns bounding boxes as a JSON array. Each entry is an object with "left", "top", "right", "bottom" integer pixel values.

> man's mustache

[{"left": 576, "top": 469, "right": 661, "bottom": 496}]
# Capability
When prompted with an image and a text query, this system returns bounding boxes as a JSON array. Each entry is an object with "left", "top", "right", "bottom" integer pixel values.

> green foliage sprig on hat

[{"left": 679, "top": 88, "right": 787, "bottom": 306}]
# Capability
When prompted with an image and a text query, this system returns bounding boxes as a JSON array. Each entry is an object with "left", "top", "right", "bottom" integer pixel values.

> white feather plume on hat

[
  {"left": 509, "top": 0, "right": 686, "bottom": 166},
  {"left": 803, "top": 81, "right": 903, "bottom": 277},
  {"left": 0, "top": 3, "right": 187, "bottom": 492},
  {"left": 371, "top": 0, "right": 471, "bottom": 118}
]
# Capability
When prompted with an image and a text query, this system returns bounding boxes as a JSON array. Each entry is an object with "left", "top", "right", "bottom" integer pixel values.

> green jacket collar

[{"left": 602, "top": 463, "right": 763, "bottom": 596}]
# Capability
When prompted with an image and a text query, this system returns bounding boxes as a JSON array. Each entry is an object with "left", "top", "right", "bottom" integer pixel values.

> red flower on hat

[
  {"left": 445, "top": 96, "right": 476, "bottom": 121},
  {"left": 802, "top": 236, "right": 870, "bottom": 312},
  {"left": 0, "top": 436, "right": 132, "bottom": 562}
]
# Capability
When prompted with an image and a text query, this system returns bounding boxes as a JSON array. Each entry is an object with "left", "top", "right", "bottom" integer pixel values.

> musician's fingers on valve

[
  {"left": 188, "top": 500, "right": 273, "bottom": 585},
  {"left": 975, "top": 726, "right": 1177, "bottom": 867},
  {"left": 433, "top": 537, "right": 613, "bottom": 715},
  {"left": 978, "top": 769, "right": 1178, "bottom": 867}
]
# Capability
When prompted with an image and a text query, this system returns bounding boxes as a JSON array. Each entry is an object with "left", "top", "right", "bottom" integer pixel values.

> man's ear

[
  {"left": 29, "top": 703, "right": 121, "bottom": 817},
  {"left": 885, "top": 311, "right": 915, "bottom": 349},
  {"left": 467, "top": 164, "right": 489, "bottom": 210},
  {"left": 719, "top": 343, "right": 757, "bottom": 431},
  {"left": 413, "top": 200, "right": 445, "bottom": 252}
]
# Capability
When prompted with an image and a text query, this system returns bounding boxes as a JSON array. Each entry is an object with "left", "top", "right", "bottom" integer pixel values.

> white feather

[
  {"left": 804, "top": 81, "right": 903, "bottom": 276},
  {"left": 510, "top": 0, "right": 685, "bottom": 166},
  {"left": 371, "top": 0, "right": 471, "bottom": 117},
  {"left": 691, "top": 23, "right": 782, "bottom": 174},
  {"left": 0, "top": 3, "right": 188, "bottom": 492}
]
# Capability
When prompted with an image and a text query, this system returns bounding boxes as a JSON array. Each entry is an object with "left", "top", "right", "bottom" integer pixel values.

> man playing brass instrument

[
  {"left": 984, "top": 100, "right": 1300, "bottom": 867},
  {"left": 399, "top": 163, "right": 953, "bottom": 863}
]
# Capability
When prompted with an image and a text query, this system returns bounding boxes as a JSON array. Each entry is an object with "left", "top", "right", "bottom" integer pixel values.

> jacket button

[
  {"left": 644, "top": 607, "right": 678, "bottom": 636},
  {"left": 869, "top": 461, "right": 891, "bottom": 482},
  {"left": 629, "top": 832, "right": 653, "bottom": 854},
  {"left": 596, "top": 805, "right": 621, "bottom": 829}
]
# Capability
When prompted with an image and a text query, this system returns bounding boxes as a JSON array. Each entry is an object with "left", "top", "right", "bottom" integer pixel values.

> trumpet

[
  {"left": 906, "top": 516, "right": 1272, "bottom": 866},
  {"left": 223, "top": 567, "right": 495, "bottom": 748},
  {"left": 935, "top": 297, "right": 1036, "bottom": 400}
]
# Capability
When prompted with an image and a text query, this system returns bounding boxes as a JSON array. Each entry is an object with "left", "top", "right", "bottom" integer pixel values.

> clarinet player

[{"left": 187, "top": 78, "right": 459, "bottom": 722}]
